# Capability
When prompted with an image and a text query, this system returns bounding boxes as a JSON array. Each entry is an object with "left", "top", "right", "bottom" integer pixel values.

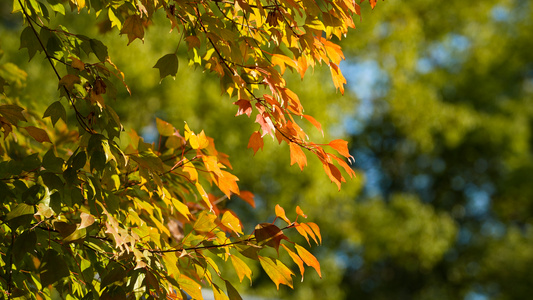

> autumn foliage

[{"left": 1, "top": 0, "right": 378, "bottom": 298}]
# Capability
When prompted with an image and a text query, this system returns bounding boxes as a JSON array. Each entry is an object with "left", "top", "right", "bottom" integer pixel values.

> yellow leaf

[
  {"left": 178, "top": 275, "right": 203, "bottom": 300},
  {"left": 258, "top": 256, "right": 294, "bottom": 289},
  {"left": 221, "top": 211, "right": 243, "bottom": 235},
  {"left": 230, "top": 254, "right": 252, "bottom": 283}
]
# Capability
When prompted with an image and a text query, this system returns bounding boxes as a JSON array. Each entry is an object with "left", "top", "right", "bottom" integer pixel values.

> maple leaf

[
  {"left": 120, "top": 15, "right": 144, "bottom": 45},
  {"left": 247, "top": 131, "right": 264, "bottom": 155},
  {"left": 289, "top": 142, "right": 307, "bottom": 171},
  {"left": 233, "top": 99, "right": 252, "bottom": 117}
]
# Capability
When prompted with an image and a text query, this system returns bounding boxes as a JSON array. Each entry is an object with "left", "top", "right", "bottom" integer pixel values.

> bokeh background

[{"left": 2, "top": 0, "right": 533, "bottom": 299}]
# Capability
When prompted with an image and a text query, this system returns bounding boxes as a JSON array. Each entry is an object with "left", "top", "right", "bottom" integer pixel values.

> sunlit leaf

[
  {"left": 258, "top": 256, "right": 294, "bottom": 289},
  {"left": 295, "top": 244, "right": 321, "bottom": 278}
]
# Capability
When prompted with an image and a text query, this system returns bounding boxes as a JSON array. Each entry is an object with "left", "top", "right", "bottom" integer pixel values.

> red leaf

[
  {"left": 233, "top": 99, "right": 252, "bottom": 117},
  {"left": 289, "top": 142, "right": 307, "bottom": 171},
  {"left": 247, "top": 131, "right": 264, "bottom": 155},
  {"left": 254, "top": 223, "right": 289, "bottom": 251},
  {"left": 24, "top": 126, "right": 51, "bottom": 143}
]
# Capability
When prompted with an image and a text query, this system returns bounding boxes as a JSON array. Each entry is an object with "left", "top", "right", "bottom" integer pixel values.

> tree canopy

[{"left": 0, "top": 0, "right": 379, "bottom": 299}]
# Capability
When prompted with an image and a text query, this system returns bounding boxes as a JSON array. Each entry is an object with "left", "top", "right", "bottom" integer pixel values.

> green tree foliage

[
  {"left": 0, "top": 0, "right": 376, "bottom": 298},
  {"left": 339, "top": 0, "right": 533, "bottom": 299}
]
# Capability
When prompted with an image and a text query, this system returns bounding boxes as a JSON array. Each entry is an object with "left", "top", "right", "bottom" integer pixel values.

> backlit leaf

[
  {"left": 154, "top": 53, "right": 179, "bottom": 82},
  {"left": 282, "top": 244, "right": 305, "bottom": 281},
  {"left": 237, "top": 190, "right": 255, "bottom": 208},
  {"left": 275, "top": 204, "right": 291, "bottom": 224},
  {"left": 221, "top": 211, "right": 243, "bottom": 235},
  {"left": 120, "top": 15, "right": 144, "bottom": 45},
  {"left": 289, "top": 142, "right": 307, "bottom": 171},
  {"left": 178, "top": 275, "right": 203, "bottom": 300},
  {"left": 247, "top": 131, "right": 263, "bottom": 155},
  {"left": 295, "top": 244, "right": 321, "bottom": 278},
  {"left": 43, "top": 101, "right": 66, "bottom": 126},
  {"left": 156, "top": 117, "right": 175, "bottom": 136},
  {"left": 230, "top": 254, "right": 252, "bottom": 283},
  {"left": 258, "top": 256, "right": 294, "bottom": 289}
]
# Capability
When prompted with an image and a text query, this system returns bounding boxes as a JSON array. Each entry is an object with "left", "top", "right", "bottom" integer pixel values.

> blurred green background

[{"left": 2, "top": 0, "right": 533, "bottom": 299}]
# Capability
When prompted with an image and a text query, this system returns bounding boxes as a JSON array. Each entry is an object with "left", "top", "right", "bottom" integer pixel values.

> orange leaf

[
  {"left": 233, "top": 99, "right": 252, "bottom": 117},
  {"left": 323, "top": 162, "right": 344, "bottom": 190},
  {"left": 303, "top": 115, "right": 323, "bottom": 135},
  {"left": 230, "top": 254, "right": 252, "bottom": 283},
  {"left": 282, "top": 244, "right": 305, "bottom": 281},
  {"left": 295, "top": 206, "right": 307, "bottom": 218},
  {"left": 295, "top": 244, "right": 321, "bottom": 278},
  {"left": 306, "top": 222, "right": 322, "bottom": 244},
  {"left": 247, "top": 131, "right": 263, "bottom": 155},
  {"left": 299, "top": 223, "right": 318, "bottom": 246},
  {"left": 237, "top": 190, "right": 255, "bottom": 208},
  {"left": 275, "top": 204, "right": 291, "bottom": 224},
  {"left": 294, "top": 223, "right": 310, "bottom": 245},
  {"left": 258, "top": 256, "right": 294, "bottom": 289},
  {"left": 330, "top": 154, "right": 357, "bottom": 178},
  {"left": 24, "top": 126, "right": 51, "bottom": 143},
  {"left": 369, "top": 0, "right": 378, "bottom": 9},
  {"left": 329, "top": 62, "right": 346, "bottom": 94},
  {"left": 289, "top": 142, "right": 307, "bottom": 171},
  {"left": 328, "top": 139, "right": 352, "bottom": 159}
]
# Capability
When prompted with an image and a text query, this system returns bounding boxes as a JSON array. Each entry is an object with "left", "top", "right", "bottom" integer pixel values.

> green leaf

[
  {"left": 40, "top": 249, "right": 70, "bottom": 287},
  {"left": 43, "top": 101, "right": 66, "bottom": 126},
  {"left": 13, "top": 230, "right": 37, "bottom": 262},
  {"left": 225, "top": 280, "right": 242, "bottom": 300},
  {"left": 46, "top": 0, "right": 65, "bottom": 15},
  {"left": 19, "top": 26, "right": 40, "bottom": 60},
  {"left": 42, "top": 148, "right": 64, "bottom": 173},
  {"left": 153, "top": 53, "right": 179, "bottom": 82},
  {"left": 90, "top": 39, "right": 108, "bottom": 61},
  {"left": 6, "top": 203, "right": 34, "bottom": 221},
  {"left": 72, "top": 151, "right": 87, "bottom": 170},
  {"left": 22, "top": 153, "right": 41, "bottom": 171}
]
